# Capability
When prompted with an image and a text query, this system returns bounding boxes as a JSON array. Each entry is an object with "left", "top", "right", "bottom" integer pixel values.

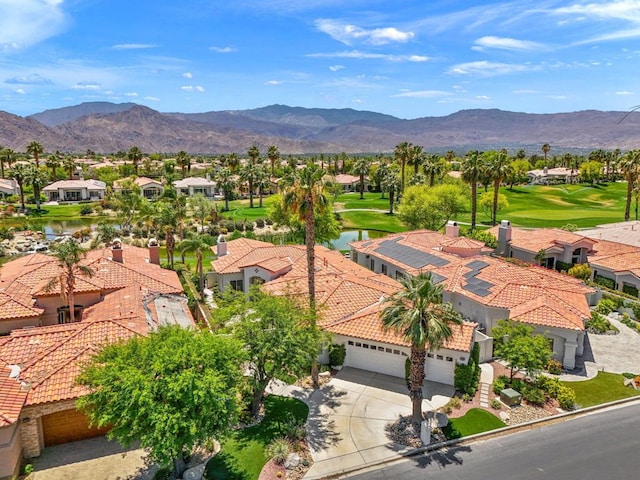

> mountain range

[{"left": 0, "top": 102, "right": 638, "bottom": 155}]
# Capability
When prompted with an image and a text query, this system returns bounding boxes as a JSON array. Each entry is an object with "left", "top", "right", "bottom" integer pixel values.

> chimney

[
  {"left": 148, "top": 238, "right": 160, "bottom": 265},
  {"left": 206, "top": 173, "right": 211, "bottom": 182},
  {"left": 217, "top": 234, "right": 227, "bottom": 257},
  {"left": 445, "top": 220, "right": 459, "bottom": 238},
  {"left": 497, "top": 220, "right": 512, "bottom": 257},
  {"left": 111, "top": 238, "right": 123, "bottom": 263}
]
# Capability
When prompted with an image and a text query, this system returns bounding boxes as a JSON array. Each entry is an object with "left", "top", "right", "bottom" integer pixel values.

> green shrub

[
  {"left": 256, "top": 218, "right": 266, "bottom": 228},
  {"left": 546, "top": 359, "right": 563, "bottom": 374},
  {"left": 555, "top": 261, "right": 573, "bottom": 273},
  {"left": 586, "top": 312, "right": 616, "bottom": 334},
  {"left": 490, "top": 398, "right": 502, "bottom": 410},
  {"left": 622, "top": 372, "right": 637, "bottom": 379},
  {"left": 603, "top": 293, "right": 626, "bottom": 309},
  {"left": 522, "top": 385, "right": 546, "bottom": 406},
  {"left": 283, "top": 415, "right": 307, "bottom": 442},
  {"left": 595, "top": 298, "right": 617, "bottom": 315},
  {"left": 633, "top": 304, "right": 640, "bottom": 320},
  {"left": 623, "top": 284, "right": 639, "bottom": 297},
  {"left": 448, "top": 396, "right": 462, "bottom": 409},
  {"left": 461, "top": 393, "right": 472, "bottom": 403},
  {"left": 23, "top": 464, "right": 34, "bottom": 475},
  {"left": 80, "top": 205, "right": 94, "bottom": 215},
  {"left": 328, "top": 343, "right": 346, "bottom": 367},
  {"left": 557, "top": 386, "right": 576, "bottom": 410},
  {"left": 537, "top": 375, "right": 562, "bottom": 398},
  {"left": 594, "top": 275, "right": 615, "bottom": 290},
  {"left": 266, "top": 437, "right": 291, "bottom": 465},
  {"left": 492, "top": 377, "right": 506, "bottom": 395},
  {"left": 568, "top": 263, "right": 591, "bottom": 280},
  {"left": 454, "top": 343, "right": 481, "bottom": 395},
  {"left": 511, "top": 378, "right": 526, "bottom": 393}
]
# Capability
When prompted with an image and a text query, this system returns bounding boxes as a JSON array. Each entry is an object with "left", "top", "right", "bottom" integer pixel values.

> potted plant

[{"left": 329, "top": 343, "right": 346, "bottom": 370}]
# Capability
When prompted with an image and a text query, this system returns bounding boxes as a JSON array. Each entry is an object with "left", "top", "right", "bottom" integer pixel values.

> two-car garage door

[
  {"left": 343, "top": 339, "right": 455, "bottom": 385},
  {"left": 42, "top": 409, "right": 110, "bottom": 447}
]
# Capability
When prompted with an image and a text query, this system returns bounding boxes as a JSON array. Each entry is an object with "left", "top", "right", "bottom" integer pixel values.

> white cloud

[
  {"left": 308, "top": 50, "right": 426, "bottom": 62},
  {"left": 112, "top": 43, "right": 156, "bottom": 50},
  {"left": 475, "top": 95, "right": 490, "bottom": 100},
  {"left": 616, "top": 90, "right": 634, "bottom": 95},
  {"left": 315, "top": 19, "right": 414, "bottom": 46},
  {"left": 329, "top": 65, "right": 345, "bottom": 72},
  {"left": 182, "top": 72, "right": 193, "bottom": 79},
  {"left": 144, "top": 96, "right": 159, "bottom": 101},
  {"left": 472, "top": 36, "right": 545, "bottom": 51},
  {"left": 392, "top": 90, "right": 451, "bottom": 98},
  {"left": 5, "top": 73, "right": 52, "bottom": 85},
  {"left": 447, "top": 61, "right": 539, "bottom": 76},
  {"left": 264, "top": 80, "right": 282, "bottom": 85},
  {"left": 15, "top": 88, "right": 25, "bottom": 94},
  {"left": 210, "top": 46, "right": 237, "bottom": 53},
  {"left": 124, "top": 92, "right": 139, "bottom": 97},
  {"left": 0, "top": 0, "right": 67, "bottom": 50},
  {"left": 181, "top": 85, "right": 205, "bottom": 92},
  {"left": 71, "top": 82, "right": 101, "bottom": 90}
]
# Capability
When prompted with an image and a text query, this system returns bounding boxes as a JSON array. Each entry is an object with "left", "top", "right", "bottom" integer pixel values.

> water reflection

[{"left": 329, "top": 230, "right": 387, "bottom": 251}]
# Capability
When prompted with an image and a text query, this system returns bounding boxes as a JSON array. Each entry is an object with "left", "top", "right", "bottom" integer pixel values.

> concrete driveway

[{"left": 303, "top": 367, "right": 453, "bottom": 479}]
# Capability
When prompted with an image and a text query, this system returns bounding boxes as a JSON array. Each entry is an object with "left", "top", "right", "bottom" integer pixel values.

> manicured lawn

[
  {"left": 339, "top": 211, "right": 407, "bottom": 233},
  {"left": 24, "top": 202, "right": 103, "bottom": 219},
  {"left": 336, "top": 192, "right": 390, "bottom": 210},
  {"left": 443, "top": 408, "right": 506, "bottom": 439},
  {"left": 562, "top": 371, "right": 640, "bottom": 408},
  {"left": 205, "top": 395, "right": 309, "bottom": 480},
  {"left": 159, "top": 246, "right": 216, "bottom": 270},
  {"left": 223, "top": 197, "right": 276, "bottom": 222}
]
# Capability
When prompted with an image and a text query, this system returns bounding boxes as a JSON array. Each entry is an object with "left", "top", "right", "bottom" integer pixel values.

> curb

[{"left": 318, "top": 394, "right": 640, "bottom": 479}]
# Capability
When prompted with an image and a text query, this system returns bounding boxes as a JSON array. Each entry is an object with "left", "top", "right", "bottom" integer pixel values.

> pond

[
  {"left": 328, "top": 229, "right": 388, "bottom": 251},
  {"left": 1, "top": 218, "right": 109, "bottom": 240}
]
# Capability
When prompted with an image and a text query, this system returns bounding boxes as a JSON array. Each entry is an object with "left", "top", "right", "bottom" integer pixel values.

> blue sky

[{"left": 1, "top": 0, "right": 639, "bottom": 118}]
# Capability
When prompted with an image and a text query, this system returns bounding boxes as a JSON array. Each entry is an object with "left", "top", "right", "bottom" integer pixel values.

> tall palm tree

[
  {"left": 178, "top": 234, "right": 210, "bottom": 293},
  {"left": 62, "top": 156, "right": 77, "bottom": 180},
  {"left": 488, "top": 150, "right": 512, "bottom": 226},
  {"left": 1, "top": 148, "right": 16, "bottom": 178},
  {"left": 128, "top": 146, "right": 143, "bottom": 175},
  {"left": 27, "top": 141, "right": 44, "bottom": 168},
  {"left": 255, "top": 165, "right": 271, "bottom": 208},
  {"left": 461, "top": 150, "right": 483, "bottom": 231},
  {"left": 239, "top": 161, "right": 260, "bottom": 208},
  {"left": 27, "top": 166, "right": 49, "bottom": 211},
  {"left": 176, "top": 151, "right": 190, "bottom": 178},
  {"left": 409, "top": 144, "right": 424, "bottom": 174},
  {"left": 228, "top": 153, "right": 240, "bottom": 173},
  {"left": 247, "top": 145, "right": 260, "bottom": 165},
  {"left": 352, "top": 157, "right": 371, "bottom": 200},
  {"left": 394, "top": 142, "right": 412, "bottom": 192},
  {"left": 216, "top": 167, "right": 237, "bottom": 211},
  {"left": 541, "top": 143, "right": 550, "bottom": 164},
  {"left": 45, "top": 239, "right": 94, "bottom": 324},
  {"left": 423, "top": 154, "right": 443, "bottom": 187},
  {"left": 381, "top": 272, "right": 463, "bottom": 423},
  {"left": 267, "top": 145, "right": 280, "bottom": 176},
  {"left": 282, "top": 165, "right": 328, "bottom": 388},
  {"left": 0, "top": 145, "right": 5, "bottom": 178},
  {"left": 381, "top": 167, "right": 401, "bottom": 214},
  {"left": 375, "top": 161, "right": 391, "bottom": 199},
  {"left": 619, "top": 150, "right": 640, "bottom": 222},
  {"left": 9, "top": 163, "right": 30, "bottom": 210},
  {"left": 46, "top": 153, "right": 60, "bottom": 181}
]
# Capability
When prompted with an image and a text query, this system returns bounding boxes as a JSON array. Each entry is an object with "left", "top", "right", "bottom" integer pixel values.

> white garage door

[
  {"left": 425, "top": 354, "right": 455, "bottom": 385},
  {"left": 344, "top": 340, "right": 407, "bottom": 378}
]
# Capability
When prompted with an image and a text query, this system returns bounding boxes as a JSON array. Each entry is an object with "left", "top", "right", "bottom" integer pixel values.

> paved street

[{"left": 342, "top": 401, "right": 640, "bottom": 480}]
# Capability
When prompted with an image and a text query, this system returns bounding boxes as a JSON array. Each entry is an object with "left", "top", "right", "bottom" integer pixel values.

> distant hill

[{"left": 1, "top": 103, "right": 639, "bottom": 154}]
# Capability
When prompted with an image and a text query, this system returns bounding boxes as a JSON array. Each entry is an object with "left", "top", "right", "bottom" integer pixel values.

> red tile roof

[
  {"left": 487, "top": 226, "right": 596, "bottom": 254},
  {"left": 0, "top": 363, "right": 28, "bottom": 427}
]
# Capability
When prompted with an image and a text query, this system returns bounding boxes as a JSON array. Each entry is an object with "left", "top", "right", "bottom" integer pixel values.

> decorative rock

[
  {"left": 499, "top": 411, "right": 510, "bottom": 422},
  {"left": 182, "top": 463, "right": 206, "bottom": 480},
  {"left": 319, "top": 371, "right": 331, "bottom": 378},
  {"left": 285, "top": 452, "right": 300, "bottom": 469},
  {"left": 434, "top": 412, "right": 448, "bottom": 428}
]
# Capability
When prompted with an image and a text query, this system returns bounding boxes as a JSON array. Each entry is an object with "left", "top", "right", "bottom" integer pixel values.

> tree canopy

[
  {"left": 397, "top": 182, "right": 469, "bottom": 231},
  {"left": 77, "top": 326, "right": 245, "bottom": 478},
  {"left": 491, "top": 320, "right": 552, "bottom": 380}
]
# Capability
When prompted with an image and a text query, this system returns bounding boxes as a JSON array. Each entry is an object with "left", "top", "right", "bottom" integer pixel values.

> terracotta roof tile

[
  {"left": 0, "top": 292, "right": 43, "bottom": 320},
  {"left": 487, "top": 226, "right": 596, "bottom": 254},
  {"left": 0, "top": 364, "right": 28, "bottom": 427}
]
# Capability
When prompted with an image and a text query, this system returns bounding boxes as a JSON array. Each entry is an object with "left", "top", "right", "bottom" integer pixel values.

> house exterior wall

[
  {"left": 215, "top": 272, "right": 244, "bottom": 293},
  {"left": 242, "top": 266, "right": 277, "bottom": 290},
  {"left": 0, "top": 316, "right": 41, "bottom": 335},
  {"left": 0, "top": 423, "right": 22, "bottom": 480},
  {"left": 35, "top": 292, "right": 102, "bottom": 325},
  {"left": 19, "top": 399, "right": 77, "bottom": 458}
]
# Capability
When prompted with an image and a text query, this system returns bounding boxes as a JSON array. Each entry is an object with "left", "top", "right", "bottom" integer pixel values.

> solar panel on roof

[
  {"left": 361, "top": 241, "right": 373, "bottom": 247},
  {"left": 430, "top": 272, "right": 447, "bottom": 284},
  {"left": 465, "top": 260, "right": 489, "bottom": 270},
  {"left": 374, "top": 239, "right": 450, "bottom": 269}
]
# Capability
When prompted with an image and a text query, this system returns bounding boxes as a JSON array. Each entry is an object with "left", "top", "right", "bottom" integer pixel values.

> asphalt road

[{"left": 343, "top": 401, "right": 640, "bottom": 480}]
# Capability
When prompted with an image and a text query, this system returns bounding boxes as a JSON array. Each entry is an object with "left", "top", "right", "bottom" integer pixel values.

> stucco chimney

[
  {"left": 217, "top": 234, "right": 227, "bottom": 257},
  {"left": 497, "top": 220, "right": 512, "bottom": 257},
  {"left": 148, "top": 238, "right": 160, "bottom": 265},
  {"left": 445, "top": 220, "right": 459, "bottom": 238},
  {"left": 111, "top": 238, "right": 123, "bottom": 263}
]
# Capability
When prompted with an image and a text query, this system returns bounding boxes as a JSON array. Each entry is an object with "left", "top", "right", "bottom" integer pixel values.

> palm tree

[
  {"left": 381, "top": 167, "right": 401, "bottom": 214},
  {"left": 394, "top": 142, "right": 412, "bottom": 192},
  {"left": 62, "top": 156, "right": 76, "bottom": 180},
  {"left": 541, "top": 143, "right": 550, "bottom": 164},
  {"left": 409, "top": 144, "right": 424, "bottom": 174},
  {"left": 423, "top": 154, "right": 443, "bottom": 187},
  {"left": 45, "top": 239, "right": 94, "bottom": 324},
  {"left": 46, "top": 153, "right": 60, "bottom": 181},
  {"left": 282, "top": 165, "right": 328, "bottom": 388},
  {"left": 128, "top": 146, "right": 143, "bottom": 175},
  {"left": 176, "top": 151, "right": 190, "bottom": 178},
  {"left": 178, "top": 235, "right": 210, "bottom": 293},
  {"left": 381, "top": 272, "right": 463, "bottom": 423},
  {"left": 619, "top": 150, "right": 640, "bottom": 222},
  {"left": 216, "top": 167, "right": 236, "bottom": 211},
  {"left": 255, "top": 165, "right": 271, "bottom": 208},
  {"left": 239, "top": 161, "right": 260, "bottom": 208},
  {"left": 247, "top": 145, "right": 260, "bottom": 165},
  {"left": 0, "top": 145, "right": 5, "bottom": 178},
  {"left": 267, "top": 145, "right": 280, "bottom": 176},
  {"left": 1, "top": 147, "right": 15, "bottom": 178},
  {"left": 461, "top": 150, "right": 483, "bottom": 231},
  {"left": 27, "top": 166, "right": 49, "bottom": 211},
  {"left": 375, "top": 161, "right": 391, "bottom": 199},
  {"left": 228, "top": 153, "right": 240, "bottom": 173},
  {"left": 488, "top": 150, "right": 512, "bottom": 226},
  {"left": 9, "top": 163, "right": 31, "bottom": 210},
  {"left": 27, "top": 141, "right": 44, "bottom": 168},
  {"left": 352, "top": 157, "right": 371, "bottom": 200}
]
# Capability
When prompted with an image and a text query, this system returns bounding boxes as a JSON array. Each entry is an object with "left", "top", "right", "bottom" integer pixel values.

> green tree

[
  {"left": 579, "top": 160, "right": 603, "bottom": 184},
  {"left": 217, "top": 167, "right": 237, "bottom": 211},
  {"left": 247, "top": 145, "right": 260, "bottom": 164},
  {"left": 408, "top": 144, "right": 424, "bottom": 174},
  {"left": 487, "top": 150, "right": 512, "bottom": 225},
  {"left": 26, "top": 166, "right": 49, "bottom": 211},
  {"left": 394, "top": 141, "right": 412, "bottom": 192},
  {"left": 381, "top": 272, "right": 463, "bottom": 423},
  {"left": 221, "top": 290, "right": 320, "bottom": 416},
  {"left": 423, "top": 154, "right": 445, "bottom": 187},
  {"left": 44, "top": 239, "right": 94, "bottom": 324},
  {"left": 46, "top": 153, "right": 60, "bottom": 181},
  {"left": 27, "top": 140, "right": 44, "bottom": 168},
  {"left": 127, "top": 146, "right": 143, "bottom": 175},
  {"left": 115, "top": 179, "right": 143, "bottom": 234},
  {"left": 491, "top": 320, "right": 552, "bottom": 380},
  {"left": 255, "top": 164, "right": 271, "bottom": 208},
  {"left": 541, "top": 143, "right": 550, "bottom": 163},
  {"left": 507, "top": 159, "right": 532, "bottom": 189},
  {"left": 568, "top": 263, "right": 591, "bottom": 281},
  {"left": 63, "top": 155, "right": 77, "bottom": 180},
  {"left": 175, "top": 150, "right": 190, "bottom": 178},
  {"left": 189, "top": 193, "right": 213, "bottom": 234},
  {"left": 240, "top": 161, "right": 260, "bottom": 208},
  {"left": 178, "top": 234, "right": 212, "bottom": 292},
  {"left": 461, "top": 150, "right": 483, "bottom": 231},
  {"left": 77, "top": 326, "right": 244, "bottom": 478},
  {"left": 380, "top": 166, "right": 401, "bottom": 214},
  {"left": 267, "top": 145, "right": 280, "bottom": 176},
  {"left": 619, "top": 150, "right": 640, "bottom": 221},
  {"left": 478, "top": 191, "right": 508, "bottom": 222},
  {"left": 9, "top": 163, "right": 31, "bottom": 210},
  {"left": 352, "top": 157, "right": 371, "bottom": 200},
  {"left": 397, "top": 183, "right": 468, "bottom": 231}
]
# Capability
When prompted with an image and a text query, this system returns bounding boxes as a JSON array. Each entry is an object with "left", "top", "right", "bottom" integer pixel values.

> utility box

[{"left": 500, "top": 388, "right": 522, "bottom": 407}]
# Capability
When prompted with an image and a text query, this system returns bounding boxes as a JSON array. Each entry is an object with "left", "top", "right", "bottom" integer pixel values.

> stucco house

[
  {"left": 527, "top": 167, "right": 578, "bottom": 184},
  {"left": 113, "top": 176, "right": 164, "bottom": 199},
  {"left": 209, "top": 237, "right": 476, "bottom": 385},
  {"left": 173, "top": 176, "right": 217, "bottom": 197},
  {"left": 0, "top": 242, "right": 194, "bottom": 479},
  {"left": 0, "top": 178, "right": 20, "bottom": 198},
  {"left": 42, "top": 179, "right": 106, "bottom": 202},
  {"left": 349, "top": 225, "right": 596, "bottom": 370},
  {"left": 330, "top": 174, "right": 370, "bottom": 193},
  {"left": 587, "top": 239, "right": 640, "bottom": 297}
]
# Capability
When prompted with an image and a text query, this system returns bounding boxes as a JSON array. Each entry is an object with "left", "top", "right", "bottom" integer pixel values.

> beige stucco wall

[
  {"left": 0, "top": 316, "right": 41, "bottom": 335},
  {"left": 35, "top": 292, "right": 102, "bottom": 325},
  {"left": 0, "top": 423, "right": 22, "bottom": 480}
]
